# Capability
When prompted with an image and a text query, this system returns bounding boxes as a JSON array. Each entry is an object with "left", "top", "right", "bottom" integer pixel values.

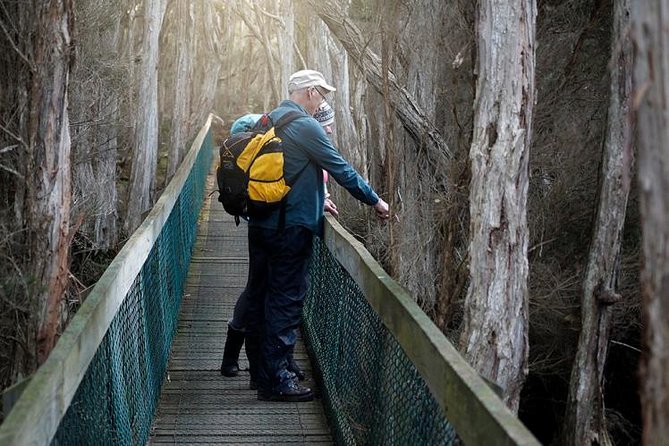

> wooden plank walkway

[{"left": 149, "top": 172, "right": 333, "bottom": 445}]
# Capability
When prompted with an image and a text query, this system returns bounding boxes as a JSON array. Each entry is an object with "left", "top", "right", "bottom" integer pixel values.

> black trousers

[{"left": 244, "top": 225, "right": 314, "bottom": 393}]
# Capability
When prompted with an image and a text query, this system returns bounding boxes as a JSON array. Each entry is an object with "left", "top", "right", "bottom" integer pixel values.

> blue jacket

[{"left": 249, "top": 100, "right": 379, "bottom": 234}]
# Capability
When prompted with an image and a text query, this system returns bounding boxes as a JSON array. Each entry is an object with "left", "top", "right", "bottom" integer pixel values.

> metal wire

[
  {"left": 49, "top": 127, "right": 456, "bottom": 445},
  {"left": 303, "top": 239, "right": 458, "bottom": 446},
  {"left": 51, "top": 130, "right": 212, "bottom": 445}
]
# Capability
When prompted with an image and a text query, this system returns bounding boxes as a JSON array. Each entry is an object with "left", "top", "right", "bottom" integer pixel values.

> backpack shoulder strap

[{"left": 273, "top": 110, "right": 304, "bottom": 130}]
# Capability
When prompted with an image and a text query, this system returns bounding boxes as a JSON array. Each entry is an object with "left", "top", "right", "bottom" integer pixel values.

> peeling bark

[
  {"left": 166, "top": 0, "right": 194, "bottom": 182},
  {"left": 124, "top": 0, "right": 166, "bottom": 233},
  {"left": 27, "top": 0, "right": 75, "bottom": 363},
  {"left": 459, "top": 0, "right": 536, "bottom": 412},
  {"left": 562, "top": 1, "right": 633, "bottom": 444}
]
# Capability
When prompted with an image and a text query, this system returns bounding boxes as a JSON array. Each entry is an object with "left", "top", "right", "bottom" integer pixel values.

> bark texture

[
  {"left": 633, "top": 1, "right": 669, "bottom": 443},
  {"left": 188, "top": 2, "right": 222, "bottom": 133},
  {"left": 459, "top": 0, "right": 536, "bottom": 412},
  {"left": 124, "top": 0, "right": 165, "bottom": 233},
  {"left": 166, "top": 0, "right": 194, "bottom": 182},
  {"left": 278, "top": 0, "right": 296, "bottom": 99},
  {"left": 27, "top": 0, "right": 75, "bottom": 363},
  {"left": 562, "top": 0, "right": 632, "bottom": 444},
  {"left": 306, "top": 7, "right": 362, "bottom": 174}
]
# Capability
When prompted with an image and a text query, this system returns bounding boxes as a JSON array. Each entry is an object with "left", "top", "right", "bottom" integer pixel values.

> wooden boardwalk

[{"left": 149, "top": 173, "right": 333, "bottom": 445}]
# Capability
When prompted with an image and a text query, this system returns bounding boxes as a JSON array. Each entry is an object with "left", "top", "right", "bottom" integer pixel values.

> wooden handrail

[
  {"left": 323, "top": 215, "right": 541, "bottom": 446},
  {"left": 0, "top": 115, "right": 213, "bottom": 446}
]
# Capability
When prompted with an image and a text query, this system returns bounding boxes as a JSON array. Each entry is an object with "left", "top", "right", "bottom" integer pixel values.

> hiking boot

[
  {"left": 257, "top": 379, "right": 313, "bottom": 402},
  {"left": 287, "top": 356, "right": 305, "bottom": 381},
  {"left": 221, "top": 325, "right": 245, "bottom": 377}
]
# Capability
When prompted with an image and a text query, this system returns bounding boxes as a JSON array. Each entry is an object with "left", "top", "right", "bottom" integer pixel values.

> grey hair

[{"left": 288, "top": 85, "right": 308, "bottom": 94}]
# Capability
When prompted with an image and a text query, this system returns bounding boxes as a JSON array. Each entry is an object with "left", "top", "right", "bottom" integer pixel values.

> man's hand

[
  {"left": 373, "top": 198, "right": 390, "bottom": 220},
  {"left": 324, "top": 198, "right": 339, "bottom": 216}
]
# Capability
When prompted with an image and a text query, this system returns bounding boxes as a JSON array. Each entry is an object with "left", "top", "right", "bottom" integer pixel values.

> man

[
  {"left": 244, "top": 69, "right": 390, "bottom": 402},
  {"left": 220, "top": 101, "right": 338, "bottom": 380}
]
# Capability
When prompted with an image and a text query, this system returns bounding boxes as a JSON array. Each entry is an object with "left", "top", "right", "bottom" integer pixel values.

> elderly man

[
  {"left": 244, "top": 69, "right": 390, "bottom": 402},
  {"left": 220, "top": 101, "right": 338, "bottom": 380}
]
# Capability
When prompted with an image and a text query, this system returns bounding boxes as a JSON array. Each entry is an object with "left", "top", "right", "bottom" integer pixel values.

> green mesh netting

[
  {"left": 51, "top": 131, "right": 212, "bottom": 445},
  {"left": 303, "top": 238, "right": 458, "bottom": 446}
]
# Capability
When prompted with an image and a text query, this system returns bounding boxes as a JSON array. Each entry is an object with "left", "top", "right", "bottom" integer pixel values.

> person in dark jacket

[
  {"left": 244, "top": 69, "right": 390, "bottom": 402},
  {"left": 220, "top": 101, "right": 338, "bottom": 382}
]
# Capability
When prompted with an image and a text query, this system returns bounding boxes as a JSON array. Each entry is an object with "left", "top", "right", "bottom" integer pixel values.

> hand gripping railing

[
  {"left": 303, "top": 216, "right": 541, "bottom": 446},
  {"left": 0, "top": 116, "right": 214, "bottom": 446}
]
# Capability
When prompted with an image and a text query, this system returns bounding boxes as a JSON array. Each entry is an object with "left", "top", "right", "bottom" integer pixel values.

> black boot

[
  {"left": 287, "top": 350, "right": 305, "bottom": 381},
  {"left": 221, "top": 325, "right": 245, "bottom": 377}
]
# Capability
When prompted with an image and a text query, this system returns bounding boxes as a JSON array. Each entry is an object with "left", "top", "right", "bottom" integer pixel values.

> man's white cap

[{"left": 288, "top": 69, "right": 337, "bottom": 93}]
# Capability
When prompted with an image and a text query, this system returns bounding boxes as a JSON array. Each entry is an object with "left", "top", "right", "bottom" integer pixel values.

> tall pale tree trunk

[
  {"left": 230, "top": 1, "right": 279, "bottom": 107},
  {"left": 633, "top": 1, "right": 669, "bottom": 443},
  {"left": 185, "top": 2, "right": 222, "bottom": 132},
  {"left": 309, "top": 10, "right": 362, "bottom": 174},
  {"left": 459, "top": 0, "right": 536, "bottom": 412},
  {"left": 166, "top": 0, "right": 194, "bottom": 182},
  {"left": 125, "top": 0, "right": 165, "bottom": 233},
  {"left": 27, "top": 0, "right": 75, "bottom": 364},
  {"left": 278, "top": 0, "right": 295, "bottom": 98},
  {"left": 215, "top": 0, "right": 238, "bottom": 111},
  {"left": 306, "top": 6, "right": 362, "bottom": 175},
  {"left": 562, "top": 1, "right": 633, "bottom": 444},
  {"left": 252, "top": 3, "right": 280, "bottom": 106}
]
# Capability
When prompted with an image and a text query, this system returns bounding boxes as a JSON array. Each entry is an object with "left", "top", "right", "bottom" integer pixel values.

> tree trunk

[
  {"left": 278, "top": 0, "right": 295, "bottom": 98},
  {"left": 633, "top": 1, "right": 669, "bottom": 443},
  {"left": 92, "top": 94, "right": 119, "bottom": 250},
  {"left": 27, "top": 0, "right": 75, "bottom": 364},
  {"left": 252, "top": 3, "right": 280, "bottom": 106},
  {"left": 307, "top": 7, "right": 362, "bottom": 175},
  {"left": 188, "top": 1, "right": 223, "bottom": 129},
  {"left": 307, "top": 0, "right": 452, "bottom": 164},
  {"left": 458, "top": 0, "right": 536, "bottom": 412},
  {"left": 230, "top": 1, "right": 279, "bottom": 108},
  {"left": 562, "top": 1, "right": 633, "bottom": 443},
  {"left": 124, "top": 0, "right": 165, "bottom": 233},
  {"left": 166, "top": 0, "right": 194, "bottom": 182}
]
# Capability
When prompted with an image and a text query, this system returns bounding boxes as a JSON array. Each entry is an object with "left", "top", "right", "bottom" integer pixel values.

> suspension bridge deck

[
  {"left": 149, "top": 174, "right": 332, "bottom": 444},
  {"left": 0, "top": 119, "right": 540, "bottom": 446}
]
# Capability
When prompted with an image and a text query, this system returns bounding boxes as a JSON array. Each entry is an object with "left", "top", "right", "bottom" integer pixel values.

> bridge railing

[
  {"left": 304, "top": 216, "right": 541, "bottom": 446},
  {"left": 0, "top": 116, "right": 213, "bottom": 446}
]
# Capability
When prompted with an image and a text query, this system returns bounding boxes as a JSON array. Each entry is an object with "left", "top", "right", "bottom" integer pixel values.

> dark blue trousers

[{"left": 244, "top": 225, "right": 313, "bottom": 394}]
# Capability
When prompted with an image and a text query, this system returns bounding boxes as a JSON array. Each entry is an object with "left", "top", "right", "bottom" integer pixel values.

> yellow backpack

[{"left": 217, "top": 112, "right": 302, "bottom": 224}]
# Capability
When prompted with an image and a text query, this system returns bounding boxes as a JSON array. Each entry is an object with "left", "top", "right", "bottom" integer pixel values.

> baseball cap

[{"left": 288, "top": 69, "right": 336, "bottom": 93}]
